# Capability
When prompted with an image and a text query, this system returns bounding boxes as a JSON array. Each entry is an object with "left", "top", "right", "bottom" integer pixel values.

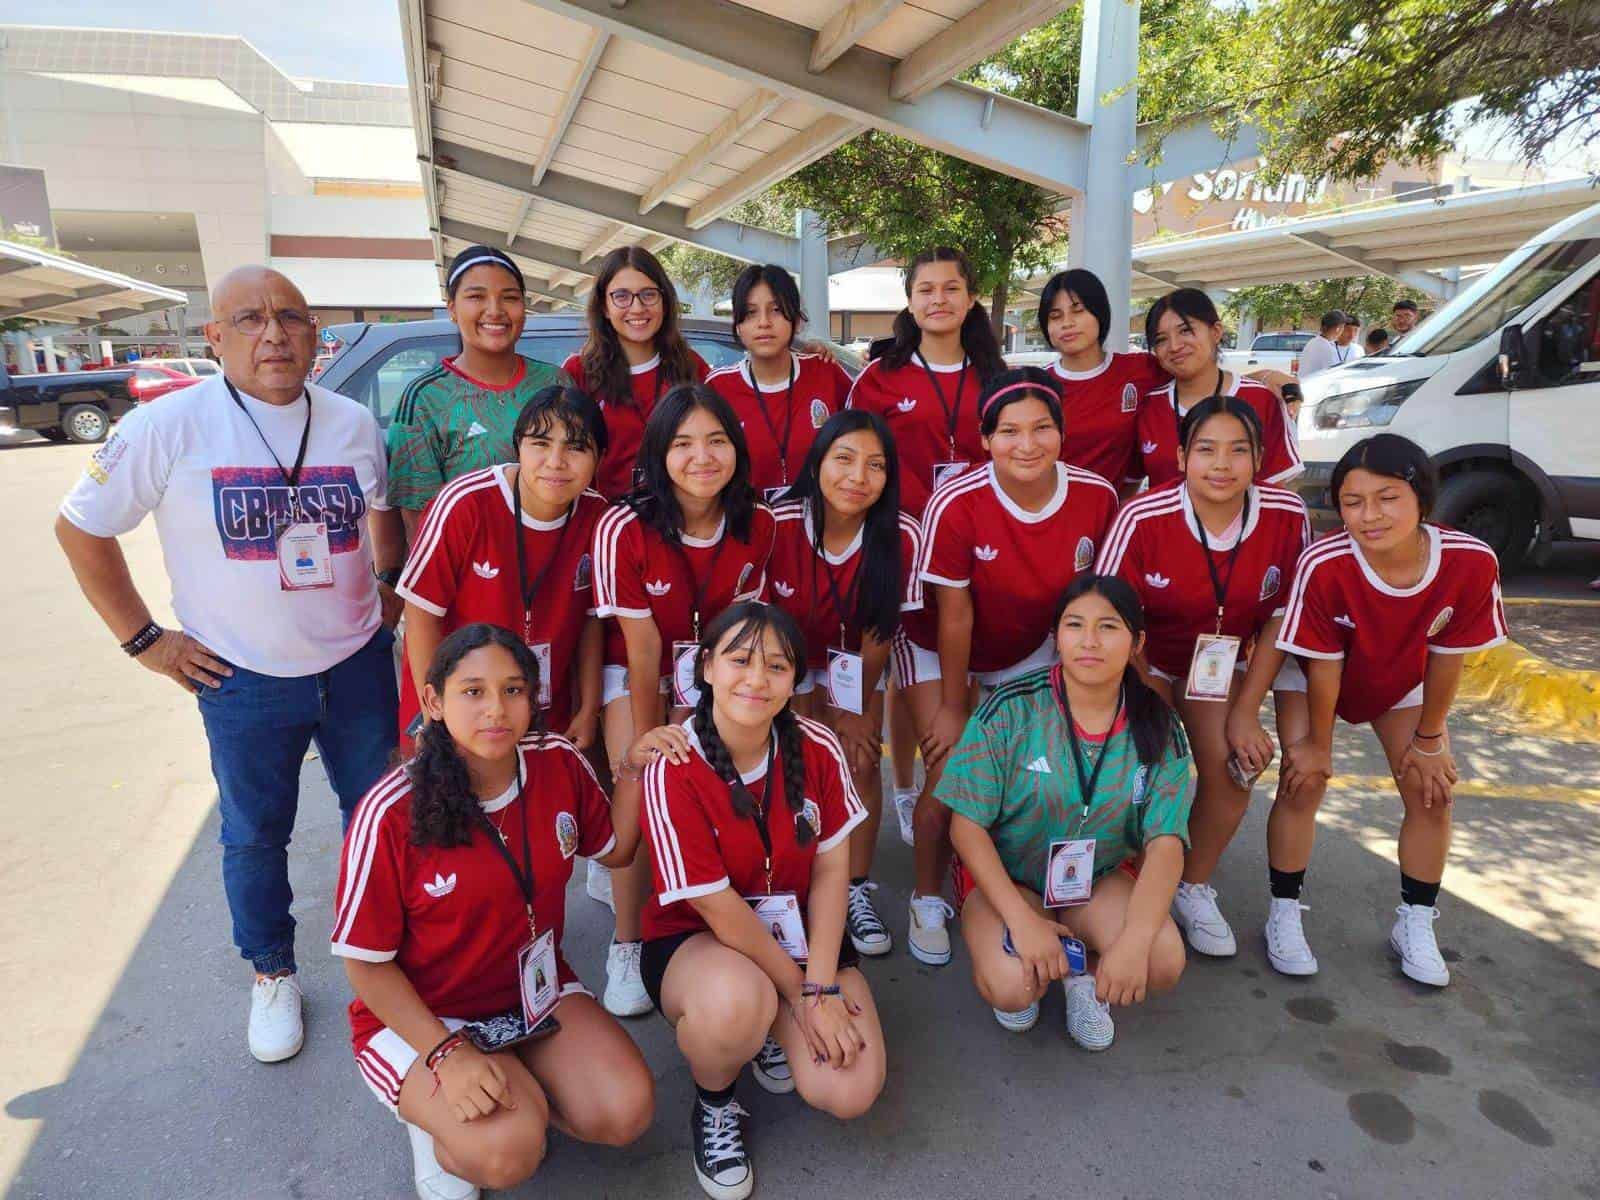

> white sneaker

[
  {"left": 846, "top": 880, "right": 893, "bottom": 956},
  {"left": 603, "top": 940, "right": 652, "bottom": 1016},
  {"left": 1064, "top": 975, "right": 1115, "bottom": 1051},
  {"left": 1171, "top": 881, "right": 1237, "bottom": 957},
  {"left": 751, "top": 1036, "right": 794, "bottom": 1094},
  {"left": 1390, "top": 903, "right": 1450, "bottom": 987},
  {"left": 586, "top": 859, "right": 614, "bottom": 910},
  {"left": 247, "top": 973, "right": 304, "bottom": 1063},
  {"left": 907, "top": 893, "right": 954, "bottom": 966},
  {"left": 1264, "top": 897, "right": 1319, "bottom": 976},
  {"left": 893, "top": 789, "right": 918, "bottom": 847},
  {"left": 992, "top": 1002, "right": 1039, "bottom": 1033},
  {"left": 405, "top": 1122, "right": 480, "bottom": 1200}
]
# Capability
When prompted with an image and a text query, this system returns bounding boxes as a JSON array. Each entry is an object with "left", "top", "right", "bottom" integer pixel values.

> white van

[{"left": 1294, "top": 200, "right": 1600, "bottom": 568}]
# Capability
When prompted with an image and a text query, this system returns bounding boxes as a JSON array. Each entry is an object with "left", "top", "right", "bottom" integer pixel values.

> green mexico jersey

[
  {"left": 935, "top": 669, "right": 1195, "bottom": 893},
  {"left": 386, "top": 354, "right": 569, "bottom": 511}
]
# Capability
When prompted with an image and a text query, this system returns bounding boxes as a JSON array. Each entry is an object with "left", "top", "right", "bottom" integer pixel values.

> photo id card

[
  {"left": 931, "top": 460, "right": 970, "bottom": 490},
  {"left": 746, "top": 892, "right": 809, "bottom": 961},
  {"left": 518, "top": 929, "right": 561, "bottom": 1029},
  {"left": 277, "top": 521, "right": 334, "bottom": 591},
  {"left": 1184, "top": 634, "right": 1241, "bottom": 702},
  {"left": 671, "top": 641, "right": 701, "bottom": 708},
  {"left": 528, "top": 641, "right": 553, "bottom": 708},
  {"left": 1044, "top": 838, "right": 1095, "bottom": 907},
  {"left": 1002, "top": 926, "right": 1088, "bottom": 974},
  {"left": 826, "top": 648, "right": 865, "bottom": 715}
]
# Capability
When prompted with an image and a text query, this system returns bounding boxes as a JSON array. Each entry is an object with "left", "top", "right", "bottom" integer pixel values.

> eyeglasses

[
  {"left": 225, "top": 309, "right": 316, "bottom": 336},
  {"left": 607, "top": 287, "right": 663, "bottom": 310}
]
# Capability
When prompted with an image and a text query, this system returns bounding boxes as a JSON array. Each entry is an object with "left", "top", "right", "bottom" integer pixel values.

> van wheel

[
  {"left": 1434, "top": 471, "right": 1534, "bottom": 572},
  {"left": 62, "top": 403, "right": 110, "bottom": 444}
]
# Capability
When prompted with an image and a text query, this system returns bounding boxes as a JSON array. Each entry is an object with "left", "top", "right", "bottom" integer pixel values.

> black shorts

[{"left": 640, "top": 930, "right": 862, "bottom": 1013}]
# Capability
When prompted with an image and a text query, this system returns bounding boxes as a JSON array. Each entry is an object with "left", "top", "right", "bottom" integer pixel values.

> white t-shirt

[
  {"left": 1299, "top": 334, "right": 1362, "bottom": 377},
  {"left": 60, "top": 373, "right": 389, "bottom": 677}
]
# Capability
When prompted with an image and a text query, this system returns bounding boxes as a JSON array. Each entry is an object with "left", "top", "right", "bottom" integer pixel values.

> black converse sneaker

[
  {"left": 690, "top": 1096, "right": 753, "bottom": 1200},
  {"left": 751, "top": 1036, "right": 794, "bottom": 1094},
  {"left": 847, "top": 879, "right": 893, "bottom": 955}
]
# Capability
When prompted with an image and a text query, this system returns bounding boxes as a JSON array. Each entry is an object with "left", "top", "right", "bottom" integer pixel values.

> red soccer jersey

[
  {"left": 706, "top": 353, "right": 851, "bottom": 499},
  {"left": 1098, "top": 480, "right": 1311, "bottom": 679},
  {"left": 920, "top": 462, "right": 1119, "bottom": 673},
  {"left": 396, "top": 467, "right": 605, "bottom": 734},
  {"left": 1277, "top": 524, "right": 1508, "bottom": 725},
  {"left": 763, "top": 500, "right": 923, "bottom": 668},
  {"left": 562, "top": 350, "right": 710, "bottom": 500},
  {"left": 846, "top": 354, "right": 988, "bottom": 517},
  {"left": 1133, "top": 376, "right": 1303, "bottom": 489},
  {"left": 641, "top": 715, "right": 866, "bottom": 941},
  {"left": 332, "top": 735, "right": 613, "bottom": 1055},
  {"left": 1049, "top": 351, "right": 1168, "bottom": 486},
  {"left": 593, "top": 502, "right": 776, "bottom": 673}
]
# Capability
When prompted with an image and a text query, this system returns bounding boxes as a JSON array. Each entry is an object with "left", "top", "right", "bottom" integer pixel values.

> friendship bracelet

[
  {"left": 424, "top": 1031, "right": 465, "bottom": 1071},
  {"left": 120, "top": 621, "right": 163, "bottom": 658},
  {"left": 1412, "top": 729, "right": 1445, "bottom": 741},
  {"left": 1409, "top": 738, "right": 1446, "bottom": 757}
]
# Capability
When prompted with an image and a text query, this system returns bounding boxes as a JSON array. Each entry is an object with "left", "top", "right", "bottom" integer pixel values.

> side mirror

[{"left": 1497, "top": 324, "right": 1524, "bottom": 389}]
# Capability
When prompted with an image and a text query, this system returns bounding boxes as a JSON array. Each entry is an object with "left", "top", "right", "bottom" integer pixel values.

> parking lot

[{"left": 3, "top": 436, "right": 1598, "bottom": 1200}]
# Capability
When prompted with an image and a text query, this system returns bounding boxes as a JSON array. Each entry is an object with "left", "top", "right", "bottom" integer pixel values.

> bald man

[{"left": 57, "top": 266, "right": 404, "bottom": 1063}]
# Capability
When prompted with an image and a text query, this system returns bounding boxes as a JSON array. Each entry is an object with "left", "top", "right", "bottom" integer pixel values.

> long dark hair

[
  {"left": 514, "top": 383, "right": 610, "bottom": 462},
  {"left": 1037, "top": 268, "right": 1111, "bottom": 348},
  {"left": 625, "top": 382, "right": 758, "bottom": 543},
  {"left": 978, "top": 366, "right": 1062, "bottom": 437},
  {"left": 786, "top": 409, "right": 902, "bottom": 645},
  {"left": 692, "top": 602, "right": 813, "bottom": 846},
  {"left": 880, "top": 247, "right": 1004, "bottom": 380},
  {"left": 731, "top": 263, "right": 805, "bottom": 349},
  {"left": 1143, "top": 287, "right": 1223, "bottom": 354},
  {"left": 579, "top": 245, "right": 697, "bottom": 407},
  {"left": 407, "top": 624, "right": 545, "bottom": 849},
  {"left": 1052, "top": 574, "right": 1176, "bottom": 767}
]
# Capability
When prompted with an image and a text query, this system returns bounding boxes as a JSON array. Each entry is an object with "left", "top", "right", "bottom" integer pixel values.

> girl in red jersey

[
  {"left": 911, "top": 367, "right": 1120, "bottom": 967},
  {"left": 1098, "top": 396, "right": 1312, "bottom": 969},
  {"left": 562, "top": 246, "right": 710, "bottom": 499},
  {"left": 1133, "top": 289, "right": 1303, "bottom": 490},
  {"left": 591, "top": 384, "right": 776, "bottom": 1019},
  {"left": 845, "top": 246, "right": 1006, "bottom": 518},
  {"left": 397, "top": 386, "right": 609, "bottom": 755},
  {"left": 765, "top": 409, "right": 922, "bottom": 958},
  {"left": 333, "top": 624, "right": 682, "bottom": 1200},
  {"left": 706, "top": 264, "right": 852, "bottom": 502},
  {"left": 1273, "top": 434, "right": 1506, "bottom": 987},
  {"left": 641, "top": 601, "right": 885, "bottom": 1200}
]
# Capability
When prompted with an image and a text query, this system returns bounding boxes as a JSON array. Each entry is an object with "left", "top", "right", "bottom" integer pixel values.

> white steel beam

[
  {"left": 890, "top": 0, "right": 1076, "bottom": 102},
  {"left": 505, "top": 193, "right": 536, "bottom": 247},
  {"left": 686, "top": 116, "right": 860, "bottom": 228},
  {"left": 810, "top": 0, "right": 904, "bottom": 72},
  {"left": 440, "top": 218, "right": 587, "bottom": 306},
  {"left": 581, "top": 220, "right": 629, "bottom": 263},
  {"left": 531, "top": 28, "right": 610, "bottom": 186},
  {"left": 1134, "top": 113, "right": 1261, "bottom": 188},
  {"left": 639, "top": 88, "right": 783, "bottom": 215},
  {"left": 1286, "top": 231, "right": 1453, "bottom": 299}
]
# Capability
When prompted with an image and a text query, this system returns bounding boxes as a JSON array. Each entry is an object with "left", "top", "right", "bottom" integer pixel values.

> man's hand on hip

[{"left": 138, "top": 630, "right": 233, "bottom": 694}]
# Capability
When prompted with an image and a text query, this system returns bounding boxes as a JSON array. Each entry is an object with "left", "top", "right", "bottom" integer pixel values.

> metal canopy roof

[{"left": 0, "top": 240, "right": 187, "bottom": 327}]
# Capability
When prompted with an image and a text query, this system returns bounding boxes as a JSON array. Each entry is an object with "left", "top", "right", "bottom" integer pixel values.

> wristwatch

[{"left": 374, "top": 566, "right": 402, "bottom": 588}]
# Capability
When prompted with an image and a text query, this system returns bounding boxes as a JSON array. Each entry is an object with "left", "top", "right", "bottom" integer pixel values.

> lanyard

[
  {"left": 750, "top": 357, "right": 798, "bottom": 486},
  {"left": 669, "top": 528, "right": 727, "bottom": 640},
  {"left": 226, "top": 379, "right": 311, "bottom": 519},
  {"left": 1191, "top": 490, "right": 1251, "bottom": 634},
  {"left": 512, "top": 472, "right": 572, "bottom": 633},
  {"left": 1051, "top": 665, "right": 1124, "bottom": 834},
  {"left": 915, "top": 352, "right": 968, "bottom": 460},
  {"left": 474, "top": 759, "right": 538, "bottom": 940},
  {"left": 1172, "top": 366, "right": 1224, "bottom": 451},
  {"left": 809, "top": 531, "right": 859, "bottom": 651},
  {"left": 741, "top": 744, "right": 779, "bottom": 890}
]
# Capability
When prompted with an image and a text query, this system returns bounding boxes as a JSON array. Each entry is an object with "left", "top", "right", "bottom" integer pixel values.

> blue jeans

[{"left": 197, "top": 627, "right": 398, "bottom": 975}]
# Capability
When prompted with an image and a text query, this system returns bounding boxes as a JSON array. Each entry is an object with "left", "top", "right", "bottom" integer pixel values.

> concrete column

[
  {"left": 1067, "top": 0, "right": 1140, "bottom": 351},
  {"left": 40, "top": 335, "right": 57, "bottom": 373},
  {"left": 690, "top": 275, "right": 715, "bottom": 317},
  {"left": 796, "top": 208, "right": 830, "bottom": 341},
  {"left": 1236, "top": 308, "right": 1259, "bottom": 348}
]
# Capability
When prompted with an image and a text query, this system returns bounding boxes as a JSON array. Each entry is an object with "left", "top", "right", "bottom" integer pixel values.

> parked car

[
  {"left": 0, "top": 366, "right": 138, "bottom": 443},
  {"left": 128, "top": 364, "right": 202, "bottom": 404},
  {"left": 144, "top": 357, "right": 222, "bottom": 379},
  {"left": 1219, "top": 330, "right": 1314, "bottom": 377},
  {"left": 1295, "top": 200, "right": 1600, "bottom": 568},
  {"left": 315, "top": 315, "right": 863, "bottom": 428}
]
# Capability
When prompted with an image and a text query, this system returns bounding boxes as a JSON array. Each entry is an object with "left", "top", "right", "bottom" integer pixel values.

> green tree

[
  {"left": 1224, "top": 277, "right": 1432, "bottom": 331},
  {"left": 656, "top": 193, "right": 799, "bottom": 302}
]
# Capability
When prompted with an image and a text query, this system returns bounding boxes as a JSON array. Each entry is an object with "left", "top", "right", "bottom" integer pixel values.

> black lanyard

[
  {"left": 750, "top": 357, "right": 798, "bottom": 486},
  {"left": 1051, "top": 666, "right": 1124, "bottom": 829},
  {"left": 474, "top": 759, "right": 538, "bottom": 940},
  {"left": 1173, "top": 366, "right": 1225, "bottom": 450},
  {"left": 226, "top": 378, "right": 311, "bottom": 520},
  {"left": 916, "top": 352, "right": 968, "bottom": 460},
  {"left": 741, "top": 743, "right": 779, "bottom": 889},
  {"left": 669, "top": 528, "right": 727, "bottom": 640},
  {"left": 512, "top": 472, "right": 572, "bottom": 632},
  {"left": 809, "top": 528, "right": 859, "bottom": 651},
  {"left": 1191, "top": 490, "right": 1251, "bottom": 634}
]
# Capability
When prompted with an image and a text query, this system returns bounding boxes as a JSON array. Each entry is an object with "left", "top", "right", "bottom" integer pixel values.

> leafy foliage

[{"left": 1223, "top": 277, "right": 1432, "bottom": 331}]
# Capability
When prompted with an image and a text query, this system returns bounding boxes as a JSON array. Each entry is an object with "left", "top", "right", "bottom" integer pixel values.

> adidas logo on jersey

[
  {"left": 896, "top": 397, "right": 917, "bottom": 413},
  {"left": 466, "top": 421, "right": 488, "bottom": 439},
  {"left": 472, "top": 560, "right": 500, "bottom": 579},
  {"left": 645, "top": 578, "right": 673, "bottom": 596},
  {"left": 1146, "top": 572, "right": 1171, "bottom": 589},
  {"left": 1024, "top": 756, "right": 1052, "bottom": 774},
  {"left": 1334, "top": 613, "right": 1355, "bottom": 628},
  {"left": 773, "top": 580, "right": 796, "bottom": 598},
  {"left": 975, "top": 545, "right": 999, "bottom": 562},
  {"left": 1141, "top": 440, "right": 1159, "bottom": 454},
  {"left": 422, "top": 872, "right": 457, "bottom": 898}
]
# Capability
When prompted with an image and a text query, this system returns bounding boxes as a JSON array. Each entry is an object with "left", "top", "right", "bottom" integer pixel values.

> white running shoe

[
  {"left": 405, "top": 1122, "right": 480, "bottom": 1200},
  {"left": 1064, "top": 975, "right": 1115, "bottom": 1051},
  {"left": 1171, "top": 881, "right": 1238, "bottom": 957},
  {"left": 751, "top": 1036, "right": 795, "bottom": 1094},
  {"left": 603, "top": 940, "right": 652, "bottom": 1016},
  {"left": 907, "top": 893, "right": 955, "bottom": 966},
  {"left": 846, "top": 880, "right": 893, "bottom": 956},
  {"left": 1264, "top": 897, "right": 1319, "bottom": 976},
  {"left": 691, "top": 1098, "right": 753, "bottom": 1200},
  {"left": 893, "top": 789, "right": 918, "bottom": 847},
  {"left": 586, "top": 859, "right": 614, "bottom": 910},
  {"left": 248, "top": 973, "right": 304, "bottom": 1063},
  {"left": 1390, "top": 904, "right": 1450, "bottom": 987},
  {"left": 992, "top": 1002, "right": 1039, "bottom": 1033}
]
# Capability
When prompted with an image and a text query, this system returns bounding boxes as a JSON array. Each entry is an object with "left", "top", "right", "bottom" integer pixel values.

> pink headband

[{"left": 980, "top": 379, "right": 1060, "bottom": 420}]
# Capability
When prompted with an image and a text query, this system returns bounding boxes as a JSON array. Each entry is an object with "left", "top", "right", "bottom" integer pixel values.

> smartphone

[{"left": 1002, "top": 926, "right": 1087, "bottom": 974}]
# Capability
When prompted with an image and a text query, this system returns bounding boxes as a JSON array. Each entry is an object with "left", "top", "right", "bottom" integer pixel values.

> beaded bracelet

[{"left": 120, "top": 621, "right": 163, "bottom": 658}]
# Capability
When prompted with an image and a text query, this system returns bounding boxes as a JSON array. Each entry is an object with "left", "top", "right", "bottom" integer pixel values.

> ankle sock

[
  {"left": 697, "top": 1082, "right": 736, "bottom": 1109},
  {"left": 1400, "top": 873, "right": 1441, "bottom": 908},
  {"left": 1269, "top": 866, "right": 1306, "bottom": 900}
]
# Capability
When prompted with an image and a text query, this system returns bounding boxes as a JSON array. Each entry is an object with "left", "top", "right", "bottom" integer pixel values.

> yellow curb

[
  {"left": 1455, "top": 640, "right": 1600, "bottom": 744},
  {"left": 1502, "top": 596, "right": 1600, "bottom": 608},
  {"left": 1258, "top": 771, "right": 1600, "bottom": 806}
]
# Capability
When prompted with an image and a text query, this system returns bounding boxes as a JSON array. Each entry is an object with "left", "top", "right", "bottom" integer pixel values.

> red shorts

[{"left": 950, "top": 854, "right": 1141, "bottom": 912}]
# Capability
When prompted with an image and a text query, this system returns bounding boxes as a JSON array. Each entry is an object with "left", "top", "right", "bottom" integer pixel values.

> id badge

[
  {"left": 528, "top": 641, "right": 553, "bottom": 708},
  {"left": 671, "top": 640, "right": 701, "bottom": 708},
  {"left": 746, "top": 892, "right": 809, "bottom": 961},
  {"left": 518, "top": 929, "right": 561, "bottom": 1029},
  {"left": 931, "top": 460, "right": 970, "bottom": 490},
  {"left": 1184, "top": 634, "right": 1241, "bottom": 702},
  {"left": 1043, "top": 838, "right": 1095, "bottom": 907},
  {"left": 825, "top": 648, "right": 865, "bottom": 715},
  {"left": 763, "top": 485, "right": 791, "bottom": 505},
  {"left": 277, "top": 521, "right": 334, "bottom": 591}
]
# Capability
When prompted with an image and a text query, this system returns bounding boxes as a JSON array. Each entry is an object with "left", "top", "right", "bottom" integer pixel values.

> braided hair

[
  {"left": 407, "top": 623, "right": 545, "bottom": 848},
  {"left": 691, "top": 601, "right": 813, "bottom": 847}
]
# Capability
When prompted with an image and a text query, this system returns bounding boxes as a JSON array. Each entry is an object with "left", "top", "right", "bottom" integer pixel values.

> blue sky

[{"left": 0, "top": 0, "right": 407, "bottom": 83}]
